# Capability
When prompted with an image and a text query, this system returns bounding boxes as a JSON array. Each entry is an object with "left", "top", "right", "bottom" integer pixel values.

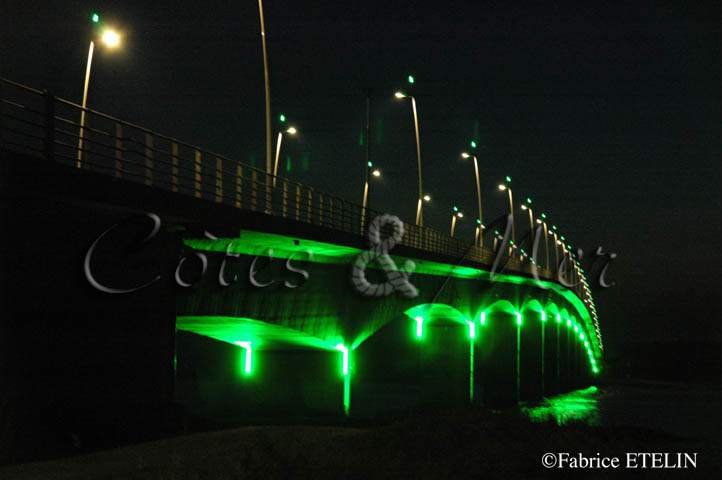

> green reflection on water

[{"left": 522, "top": 386, "right": 601, "bottom": 426}]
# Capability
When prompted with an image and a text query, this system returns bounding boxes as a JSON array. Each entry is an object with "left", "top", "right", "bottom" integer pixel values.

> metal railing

[{"left": 0, "top": 78, "right": 587, "bottom": 298}]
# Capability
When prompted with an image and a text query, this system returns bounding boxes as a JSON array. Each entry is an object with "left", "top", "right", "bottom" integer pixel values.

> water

[{"left": 522, "top": 382, "right": 722, "bottom": 440}]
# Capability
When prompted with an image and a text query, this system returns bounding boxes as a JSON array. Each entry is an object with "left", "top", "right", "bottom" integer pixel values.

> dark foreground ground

[{"left": 0, "top": 403, "right": 718, "bottom": 480}]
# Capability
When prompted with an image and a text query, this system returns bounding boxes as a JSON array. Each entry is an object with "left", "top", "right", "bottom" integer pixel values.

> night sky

[{"left": 3, "top": 1, "right": 722, "bottom": 352}]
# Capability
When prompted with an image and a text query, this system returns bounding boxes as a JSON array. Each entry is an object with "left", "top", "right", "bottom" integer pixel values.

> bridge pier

[
  {"left": 544, "top": 320, "right": 561, "bottom": 396},
  {"left": 477, "top": 312, "right": 519, "bottom": 407},
  {"left": 519, "top": 311, "right": 544, "bottom": 402}
]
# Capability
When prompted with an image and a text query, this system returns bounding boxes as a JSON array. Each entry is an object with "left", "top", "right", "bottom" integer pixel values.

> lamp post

[
  {"left": 475, "top": 219, "right": 485, "bottom": 246},
  {"left": 520, "top": 197, "right": 534, "bottom": 246},
  {"left": 450, "top": 206, "right": 463, "bottom": 237},
  {"left": 272, "top": 126, "right": 297, "bottom": 187},
  {"left": 551, "top": 224, "right": 559, "bottom": 273},
  {"left": 361, "top": 162, "right": 382, "bottom": 233},
  {"left": 497, "top": 176, "right": 514, "bottom": 247},
  {"left": 77, "top": 14, "right": 120, "bottom": 168},
  {"left": 257, "top": 0, "right": 273, "bottom": 211},
  {"left": 461, "top": 152, "right": 483, "bottom": 247},
  {"left": 394, "top": 83, "right": 423, "bottom": 226},
  {"left": 538, "top": 213, "right": 550, "bottom": 270}
]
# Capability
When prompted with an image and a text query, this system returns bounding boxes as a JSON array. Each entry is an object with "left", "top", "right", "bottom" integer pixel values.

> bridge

[{"left": 0, "top": 78, "right": 602, "bottom": 422}]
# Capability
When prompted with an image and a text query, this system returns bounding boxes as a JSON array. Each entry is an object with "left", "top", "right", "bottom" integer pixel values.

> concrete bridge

[{"left": 0, "top": 78, "right": 602, "bottom": 427}]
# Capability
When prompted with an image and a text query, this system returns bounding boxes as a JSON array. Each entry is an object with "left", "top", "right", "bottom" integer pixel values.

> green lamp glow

[
  {"left": 234, "top": 341, "right": 252, "bottom": 375},
  {"left": 334, "top": 344, "right": 349, "bottom": 375},
  {"left": 92, "top": 13, "right": 99, "bottom": 23},
  {"left": 414, "top": 316, "right": 424, "bottom": 338}
]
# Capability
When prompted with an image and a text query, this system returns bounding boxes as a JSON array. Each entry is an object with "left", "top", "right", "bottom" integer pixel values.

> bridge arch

[{"left": 403, "top": 303, "right": 473, "bottom": 339}]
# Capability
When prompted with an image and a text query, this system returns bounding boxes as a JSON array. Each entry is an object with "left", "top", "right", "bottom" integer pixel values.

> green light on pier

[
  {"left": 467, "top": 320, "right": 476, "bottom": 339},
  {"left": 234, "top": 341, "right": 252, "bottom": 375},
  {"left": 414, "top": 316, "right": 424, "bottom": 338},
  {"left": 334, "top": 344, "right": 349, "bottom": 375}
]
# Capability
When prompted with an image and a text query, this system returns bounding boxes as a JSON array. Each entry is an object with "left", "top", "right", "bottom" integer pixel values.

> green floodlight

[
  {"left": 408, "top": 75, "right": 415, "bottom": 84},
  {"left": 515, "top": 311, "right": 522, "bottom": 326},
  {"left": 476, "top": 218, "right": 481, "bottom": 225},
  {"left": 470, "top": 140, "right": 477, "bottom": 148},
  {"left": 541, "top": 213, "right": 547, "bottom": 219},
  {"left": 466, "top": 320, "right": 476, "bottom": 339},
  {"left": 92, "top": 13, "right": 100, "bottom": 23},
  {"left": 505, "top": 175, "right": 511, "bottom": 183},
  {"left": 414, "top": 316, "right": 424, "bottom": 338},
  {"left": 552, "top": 225, "right": 557, "bottom": 230},
  {"left": 453, "top": 205, "right": 458, "bottom": 212},
  {"left": 334, "top": 344, "right": 349, "bottom": 375},
  {"left": 526, "top": 197, "right": 532, "bottom": 204},
  {"left": 367, "top": 161, "right": 372, "bottom": 167},
  {"left": 479, "top": 311, "right": 486, "bottom": 325},
  {"left": 234, "top": 341, "right": 252, "bottom": 375},
  {"left": 279, "top": 114, "right": 286, "bottom": 123}
]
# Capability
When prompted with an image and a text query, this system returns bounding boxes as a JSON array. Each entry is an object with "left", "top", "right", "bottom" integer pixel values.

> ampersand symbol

[{"left": 350, "top": 214, "right": 418, "bottom": 298}]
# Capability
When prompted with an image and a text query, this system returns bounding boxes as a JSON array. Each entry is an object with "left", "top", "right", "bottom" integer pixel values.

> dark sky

[{"left": 3, "top": 1, "right": 722, "bottom": 349}]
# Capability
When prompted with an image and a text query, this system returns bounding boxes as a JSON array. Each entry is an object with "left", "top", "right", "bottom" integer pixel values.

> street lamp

[
  {"left": 520, "top": 197, "right": 534, "bottom": 245},
  {"left": 361, "top": 161, "right": 383, "bottom": 233},
  {"left": 450, "top": 206, "right": 463, "bottom": 237},
  {"left": 497, "top": 176, "right": 514, "bottom": 247},
  {"left": 77, "top": 13, "right": 121, "bottom": 168},
  {"left": 538, "top": 213, "right": 550, "bottom": 269},
  {"left": 423, "top": 194, "right": 431, "bottom": 202},
  {"left": 273, "top": 125, "right": 298, "bottom": 187},
  {"left": 394, "top": 80, "right": 424, "bottom": 227},
  {"left": 475, "top": 219, "right": 485, "bottom": 246},
  {"left": 461, "top": 152, "right": 483, "bottom": 247},
  {"left": 257, "top": 0, "right": 272, "bottom": 203}
]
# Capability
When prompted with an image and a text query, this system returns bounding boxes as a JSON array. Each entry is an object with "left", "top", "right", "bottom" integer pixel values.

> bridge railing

[{"left": 1, "top": 78, "right": 580, "bottom": 296}]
